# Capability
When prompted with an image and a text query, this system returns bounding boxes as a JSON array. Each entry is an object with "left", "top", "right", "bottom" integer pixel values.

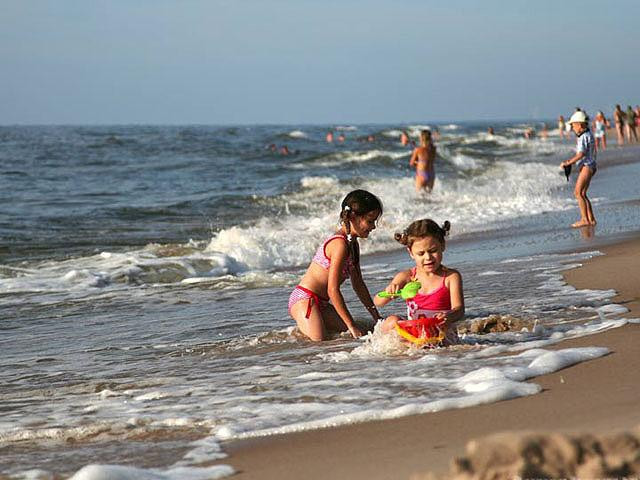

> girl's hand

[
  {"left": 385, "top": 283, "right": 401, "bottom": 295},
  {"left": 348, "top": 325, "right": 363, "bottom": 339},
  {"left": 434, "top": 311, "right": 448, "bottom": 325}
]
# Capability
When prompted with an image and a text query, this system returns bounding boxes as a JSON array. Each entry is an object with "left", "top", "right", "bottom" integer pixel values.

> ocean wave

[
  {"left": 287, "top": 130, "right": 307, "bottom": 138},
  {"left": 1, "top": 159, "right": 571, "bottom": 295},
  {"left": 206, "top": 160, "right": 568, "bottom": 273},
  {"left": 289, "top": 148, "right": 408, "bottom": 169}
]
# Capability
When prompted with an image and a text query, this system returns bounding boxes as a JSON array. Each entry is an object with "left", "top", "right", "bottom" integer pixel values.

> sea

[{"left": 2, "top": 122, "right": 640, "bottom": 479}]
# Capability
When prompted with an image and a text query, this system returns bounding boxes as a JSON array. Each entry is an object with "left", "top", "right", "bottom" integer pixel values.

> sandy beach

[{"left": 218, "top": 235, "right": 640, "bottom": 479}]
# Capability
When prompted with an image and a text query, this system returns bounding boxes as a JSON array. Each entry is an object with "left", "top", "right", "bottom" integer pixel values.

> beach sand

[{"left": 216, "top": 236, "right": 640, "bottom": 479}]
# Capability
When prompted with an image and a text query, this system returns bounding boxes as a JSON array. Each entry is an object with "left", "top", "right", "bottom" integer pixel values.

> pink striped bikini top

[
  {"left": 406, "top": 267, "right": 451, "bottom": 320},
  {"left": 312, "top": 233, "right": 354, "bottom": 282}
]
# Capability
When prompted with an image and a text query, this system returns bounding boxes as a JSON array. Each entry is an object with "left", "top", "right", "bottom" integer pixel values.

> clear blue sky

[{"left": 2, "top": 0, "right": 639, "bottom": 125}]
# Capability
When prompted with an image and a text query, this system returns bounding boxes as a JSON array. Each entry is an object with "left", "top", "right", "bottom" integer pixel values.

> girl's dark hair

[
  {"left": 339, "top": 189, "right": 383, "bottom": 265},
  {"left": 394, "top": 219, "right": 450, "bottom": 249}
]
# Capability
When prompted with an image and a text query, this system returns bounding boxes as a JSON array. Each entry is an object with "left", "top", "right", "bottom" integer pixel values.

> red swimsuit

[{"left": 397, "top": 268, "right": 458, "bottom": 343}]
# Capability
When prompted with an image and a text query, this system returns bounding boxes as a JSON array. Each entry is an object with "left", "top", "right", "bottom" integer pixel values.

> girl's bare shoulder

[{"left": 443, "top": 266, "right": 462, "bottom": 281}]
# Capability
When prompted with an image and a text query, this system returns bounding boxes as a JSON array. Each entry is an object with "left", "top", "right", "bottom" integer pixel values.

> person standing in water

[
  {"left": 558, "top": 115, "right": 567, "bottom": 140},
  {"left": 613, "top": 105, "right": 625, "bottom": 145},
  {"left": 409, "top": 129, "right": 437, "bottom": 193},
  {"left": 560, "top": 111, "right": 597, "bottom": 228},
  {"left": 625, "top": 105, "right": 638, "bottom": 143},
  {"left": 288, "top": 190, "right": 384, "bottom": 341},
  {"left": 593, "top": 111, "right": 607, "bottom": 151}
]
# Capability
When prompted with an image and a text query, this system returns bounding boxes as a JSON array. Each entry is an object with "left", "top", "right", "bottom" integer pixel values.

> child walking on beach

[
  {"left": 374, "top": 219, "right": 464, "bottom": 346},
  {"left": 288, "top": 190, "right": 384, "bottom": 341},
  {"left": 560, "top": 111, "right": 597, "bottom": 228},
  {"left": 409, "top": 130, "right": 436, "bottom": 193}
]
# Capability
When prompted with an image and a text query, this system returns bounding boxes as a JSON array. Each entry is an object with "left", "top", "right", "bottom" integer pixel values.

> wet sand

[{"left": 215, "top": 235, "right": 640, "bottom": 479}]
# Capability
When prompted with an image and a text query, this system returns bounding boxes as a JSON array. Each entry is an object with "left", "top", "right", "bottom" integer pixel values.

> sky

[{"left": 2, "top": 0, "right": 639, "bottom": 125}]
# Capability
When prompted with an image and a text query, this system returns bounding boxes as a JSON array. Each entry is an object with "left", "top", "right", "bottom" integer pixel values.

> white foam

[
  {"left": 10, "top": 469, "right": 53, "bottom": 480},
  {"left": 68, "top": 464, "right": 233, "bottom": 480},
  {"left": 597, "top": 304, "right": 628, "bottom": 316},
  {"left": 287, "top": 130, "right": 307, "bottom": 138},
  {"left": 381, "top": 129, "right": 403, "bottom": 138},
  {"left": 215, "top": 339, "right": 610, "bottom": 441}
]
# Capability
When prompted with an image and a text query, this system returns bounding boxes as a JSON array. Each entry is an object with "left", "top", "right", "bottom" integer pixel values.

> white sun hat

[{"left": 568, "top": 111, "right": 588, "bottom": 124}]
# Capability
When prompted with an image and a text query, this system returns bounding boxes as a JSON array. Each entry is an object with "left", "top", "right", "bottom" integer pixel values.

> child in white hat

[{"left": 560, "top": 111, "right": 597, "bottom": 228}]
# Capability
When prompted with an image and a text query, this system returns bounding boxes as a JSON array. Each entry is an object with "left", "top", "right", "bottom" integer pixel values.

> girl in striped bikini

[{"left": 288, "top": 190, "right": 384, "bottom": 341}]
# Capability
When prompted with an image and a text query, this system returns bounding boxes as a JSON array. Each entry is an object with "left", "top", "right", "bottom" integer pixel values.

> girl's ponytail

[{"left": 394, "top": 231, "right": 409, "bottom": 246}]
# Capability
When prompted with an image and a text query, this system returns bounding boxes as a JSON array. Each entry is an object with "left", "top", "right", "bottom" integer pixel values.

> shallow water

[{"left": 2, "top": 123, "right": 640, "bottom": 478}]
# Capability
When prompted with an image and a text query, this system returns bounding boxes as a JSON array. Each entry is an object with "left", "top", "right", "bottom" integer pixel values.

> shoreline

[{"left": 216, "top": 236, "right": 640, "bottom": 479}]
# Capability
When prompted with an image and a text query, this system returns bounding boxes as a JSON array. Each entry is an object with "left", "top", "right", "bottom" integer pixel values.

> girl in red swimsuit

[
  {"left": 288, "top": 190, "right": 384, "bottom": 341},
  {"left": 374, "top": 219, "right": 465, "bottom": 346}
]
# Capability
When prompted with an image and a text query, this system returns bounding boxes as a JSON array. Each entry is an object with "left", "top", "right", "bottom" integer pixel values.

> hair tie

[
  {"left": 343, "top": 205, "right": 351, "bottom": 212},
  {"left": 347, "top": 233, "right": 353, "bottom": 242}
]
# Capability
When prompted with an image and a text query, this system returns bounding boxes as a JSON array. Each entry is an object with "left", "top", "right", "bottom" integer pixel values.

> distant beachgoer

[
  {"left": 280, "top": 145, "right": 291, "bottom": 155},
  {"left": 487, "top": 127, "right": 495, "bottom": 136},
  {"left": 409, "top": 130, "right": 437, "bottom": 193},
  {"left": 613, "top": 105, "right": 625, "bottom": 145},
  {"left": 593, "top": 111, "right": 607, "bottom": 151},
  {"left": 635, "top": 106, "right": 640, "bottom": 130},
  {"left": 541, "top": 123, "right": 548, "bottom": 139},
  {"left": 400, "top": 130, "right": 410, "bottom": 146},
  {"left": 524, "top": 127, "right": 535, "bottom": 139},
  {"left": 367, "top": 135, "right": 375, "bottom": 142},
  {"left": 560, "top": 110, "right": 597, "bottom": 228},
  {"left": 625, "top": 106, "right": 638, "bottom": 143},
  {"left": 375, "top": 219, "right": 464, "bottom": 347},
  {"left": 338, "top": 133, "right": 346, "bottom": 143},
  {"left": 558, "top": 115, "right": 567, "bottom": 140},
  {"left": 267, "top": 143, "right": 277, "bottom": 152},
  {"left": 326, "top": 131, "right": 334, "bottom": 143},
  {"left": 288, "top": 190, "right": 384, "bottom": 341}
]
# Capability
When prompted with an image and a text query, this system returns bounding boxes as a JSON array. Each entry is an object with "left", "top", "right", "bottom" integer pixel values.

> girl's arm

[
  {"left": 436, "top": 270, "right": 465, "bottom": 326},
  {"left": 349, "top": 261, "right": 383, "bottom": 322},
  {"left": 561, "top": 151, "right": 585, "bottom": 167},
  {"left": 374, "top": 269, "right": 413, "bottom": 308},
  {"left": 409, "top": 148, "right": 418, "bottom": 167},
  {"left": 325, "top": 239, "right": 361, "bottom": 338}
]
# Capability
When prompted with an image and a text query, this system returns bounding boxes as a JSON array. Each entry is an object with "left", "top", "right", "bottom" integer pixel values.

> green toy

[{"left": 377, "top": 281, "right": 421, "bottom": 300}]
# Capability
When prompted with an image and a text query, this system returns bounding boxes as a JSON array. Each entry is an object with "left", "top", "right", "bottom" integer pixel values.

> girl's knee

[
  {"left": 381, "top": 315, "right": 400, "bottom": 333},
  {"left": 307, "top": 332, "right": 325, "bottom": 342}
]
